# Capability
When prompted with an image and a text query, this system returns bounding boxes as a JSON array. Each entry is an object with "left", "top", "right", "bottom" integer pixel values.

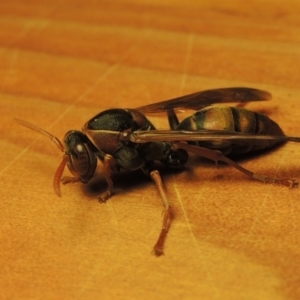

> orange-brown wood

[{"left": 1, "top": 1, "right": 300, "bottom": 299}]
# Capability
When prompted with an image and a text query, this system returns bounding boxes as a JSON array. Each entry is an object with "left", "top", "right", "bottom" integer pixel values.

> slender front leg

[
  {"left": 150, "top": 170, "right": 172, "bottom": 256},
  {"left": 174, "top": 142, "right": 299, "bottom": 188},
  {"left": 61, "top": 176, "right": 81, "bottom": 184},
  {"left": 98, "top": 154, "right": 117, "bottom": 202}
]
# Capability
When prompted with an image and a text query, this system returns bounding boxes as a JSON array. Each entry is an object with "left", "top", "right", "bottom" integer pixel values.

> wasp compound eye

[{"left": 64, "top": 131, "right": 97, "bottom": 182}]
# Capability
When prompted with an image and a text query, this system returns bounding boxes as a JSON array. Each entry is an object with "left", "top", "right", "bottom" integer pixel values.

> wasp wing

[
  {"left": 136, "top": 87, "right": 271, "bottom": 114},
  {"left": 129, "top": 129, "right": 300, "bottom": 144}
]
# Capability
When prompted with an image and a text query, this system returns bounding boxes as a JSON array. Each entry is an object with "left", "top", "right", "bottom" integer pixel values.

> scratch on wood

[
  {"left": 0, "top": 147, "right": 33, "bottom": 176},
  {"left": 105, "top": 199, "right": 119, "bottom": 228},
  {"left": 241, "top": 151, "right": 284, "bottom": 247},
  {"left": 52, "top": 32, "right": 151, "bottom": 130},
  {"left": 172, "top": 175, "right": 221, "bottom": 289},
  {"left": 172, "top": 175, "right": 200, "bottom": 251},
  {"left": 7, "top": 34, "right": 150, "bottom": 177},
  {"left": 179, "top": 33, "right": 195, "bottom": 94}
]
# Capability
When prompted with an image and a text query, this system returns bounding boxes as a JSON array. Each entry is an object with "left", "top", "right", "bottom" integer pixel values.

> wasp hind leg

[
  {"left": 150, "top": 170, "right": 173, "bottom": 256},
  {"left": 174, "top": 142, "right": 299, "bottom": 188}
]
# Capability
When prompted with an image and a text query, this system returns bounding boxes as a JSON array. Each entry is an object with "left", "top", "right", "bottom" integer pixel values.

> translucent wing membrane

[{"left": 136, "top": 87, "right": 271, "bottom": 114}]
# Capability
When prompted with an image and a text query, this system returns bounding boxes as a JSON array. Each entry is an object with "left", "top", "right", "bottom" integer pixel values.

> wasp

[{"left": 14, "top": 87, "right": 300, "bottom": 256}]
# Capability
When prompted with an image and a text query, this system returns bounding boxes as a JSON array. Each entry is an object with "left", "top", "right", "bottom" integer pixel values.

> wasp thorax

[
  {"left": 164, "top": 149, "right": 189, "bottom": 167},
  {"left": 64, "top": 130, "right": 98, "bottom": 182}
]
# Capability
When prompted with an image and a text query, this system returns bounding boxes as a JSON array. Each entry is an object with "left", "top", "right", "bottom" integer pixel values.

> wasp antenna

[
  {"left": 287, "top": 136, "right": 300, "bottom": 143},
  {"left": 53, "top": 155, "right": 68, "bottom": 197},
  {"left": 13, "top": 117, "right": 64, "bottom": 152}
]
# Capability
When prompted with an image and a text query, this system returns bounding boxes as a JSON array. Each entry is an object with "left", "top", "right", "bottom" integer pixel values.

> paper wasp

[{"left": 14, "top": 87, "right": 300, "bottom": 256}]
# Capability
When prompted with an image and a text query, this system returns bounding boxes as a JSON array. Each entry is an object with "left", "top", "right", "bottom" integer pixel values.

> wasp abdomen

[{"left": 177, "top": 106, "right": 284, "bottom": 155}]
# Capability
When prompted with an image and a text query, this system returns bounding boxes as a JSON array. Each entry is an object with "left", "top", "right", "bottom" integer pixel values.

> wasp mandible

[{"left": 14, "top": 87, "right": 300, "bottom": 256}]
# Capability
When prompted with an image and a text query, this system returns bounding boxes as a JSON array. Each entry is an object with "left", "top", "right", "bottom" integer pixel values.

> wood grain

[{"left": 1, "top": 1, "right": 300, "bottom": 299}]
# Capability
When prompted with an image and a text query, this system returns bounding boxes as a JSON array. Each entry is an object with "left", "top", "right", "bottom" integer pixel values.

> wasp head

[
  {"left": 63, "top": 130, "right": 98, "bottom": 183},
  {"left": 13, "top": 118, "right": 98, "bottom": 197}
]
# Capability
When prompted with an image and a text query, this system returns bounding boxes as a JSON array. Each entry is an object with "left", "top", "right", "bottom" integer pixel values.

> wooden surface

[{"left": 1, "top": 1, "right": 300, "bottom": 299}]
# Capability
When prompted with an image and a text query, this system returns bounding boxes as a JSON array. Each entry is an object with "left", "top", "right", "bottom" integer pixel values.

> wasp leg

[
  {"left": 235, "top": 102, "right": 247, "bottom": 108},
  {"left": 167, "top": 108, "right": 180, "bottom": 130},
  {"left": 61, "top": 176, "right": 81, "bottom": 184},
  {"left": 150, "top": 170, "right": 173, "bottom": 256},
  {"left": 174, "top": 142, "right": 299, "bottom": 188},
  {"left": 98, "top": 154, "right": 116, "bottom": 202}
]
